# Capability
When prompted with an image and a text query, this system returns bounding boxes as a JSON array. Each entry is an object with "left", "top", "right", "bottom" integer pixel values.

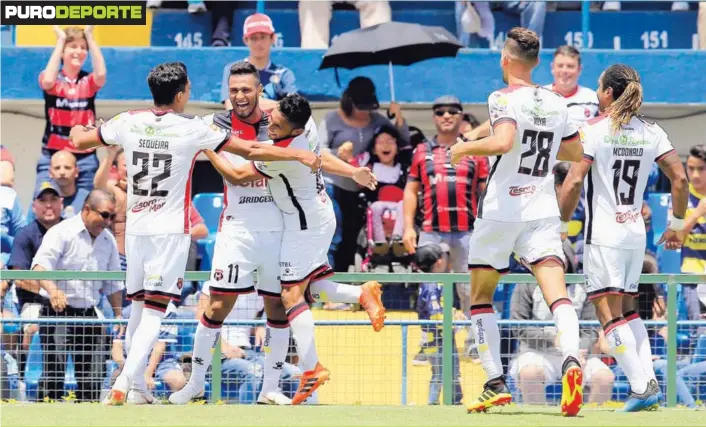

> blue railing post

[
  {"left": 581, "top": 0, "right": 590, "bottom": 49},
  {"left": 401, "top": 325, "right": 408, "bottom": 405},
  {"left": 256, "top": 0, "right": 265, "bottom": 13}
]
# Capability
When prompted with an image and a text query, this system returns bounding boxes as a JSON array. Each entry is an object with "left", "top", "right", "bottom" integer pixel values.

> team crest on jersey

[
  {"left": 214, "top": 269, "right": 224, "bottom": 281},
  {"left": 177, "top": 278, "right": 183, "bottom": 290}
]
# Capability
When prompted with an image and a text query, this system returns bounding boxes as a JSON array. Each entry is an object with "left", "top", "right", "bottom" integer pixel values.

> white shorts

[
  {"left": 125, "top": 234, "right": 191, "bottom": 307},
  {"left": 584, "top": 244, "right": 644, "bottom": 300},
  {"left": 280, "top": 219, "right": 335, "bottom": 287},
  {"left": 468, "top": 217, "right": 565, "bottom": 273},
  {"left": 510, "top": 351, "right": 610, "bottom": 385},
  {"left": 206, "top": 228, "right": 282, "bottom": 298}
]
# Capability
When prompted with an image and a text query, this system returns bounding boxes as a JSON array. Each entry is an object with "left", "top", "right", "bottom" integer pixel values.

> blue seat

[
  {"left": 193, "top": 193, "right": 224, "bottom": 234},
  {"left": 693, "top": 335, "right": 706, "bottom": 363},
  {"left": 24, "top": 333, "right": 43, "bottom": 399},
  {"left": 612, "top": 381, "right": 632, "bottom": 401},
  {"left": 656, "top": 245, "right": 682, "bottom": 274}
]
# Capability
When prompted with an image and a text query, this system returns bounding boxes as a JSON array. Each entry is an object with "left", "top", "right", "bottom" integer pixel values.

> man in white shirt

[
  {"left": 543, "top": 45, "right": 599, "bottom": 126},
  {"left": 31, "top": 188, "right": 123, "bottom": 402}
]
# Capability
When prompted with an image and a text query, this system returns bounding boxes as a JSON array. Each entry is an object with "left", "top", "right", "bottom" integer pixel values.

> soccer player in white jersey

[
  {"left": 168, "top": 63, "right": 384, "bottom": 406},
  {"left": 68, "top": 62, "right": 322, "bottom": 406},
  {"left": 558, "top": 64, "right": 688, "bottom": 412},
  {"left": 449, "top": 27, "right": 585, "bottom": 415}
]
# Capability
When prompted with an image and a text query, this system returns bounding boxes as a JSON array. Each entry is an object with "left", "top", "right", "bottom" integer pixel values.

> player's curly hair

[
  {"left": 505, "top": 27, "right": 540, "bottom": 63},
  {"left": 278, "top": 93, "right": 312, "bottom": 130},
  {"left": 147, "top": 62, "right": 188, "bottom": 106},
  {"left": 602, "top": 64, "right": 642, "bottom": 134},
  {"left": 229, "top": 61, "right": 260, "bottom": 84}
]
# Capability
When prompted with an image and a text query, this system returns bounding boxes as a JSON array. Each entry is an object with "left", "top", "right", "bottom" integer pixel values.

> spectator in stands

[
  {"left": 94, "top": 146, "right": 127, "bottom": 269},
  {"left": 455, "top": 1, "right": 495, "bottom": 48},
  {"left": 0, "top": 185, "right": 26, "bottom": 260},
  {"left": 320, "top": 76, "right": 409, "bottom": 271},
  {"left": 1, "top": 146, "right": 15, "bottom": 188},
  {"left": 354, "top": 124, "right": 409, "bottom": 256},
  {"left": 197, "top": 289, "right": 299, "bottom": 404},
  {"left": 509, "top": 280, "right": 615, "bottom": 405},
  {"left": 221, "top": 14, "right": 297, "bottom": 109},
  {"left": 681, "top": 144, "right": 706, "bottom": 321},
  {"left": 7, "top": 182, "right": 63, "bottom": 380},
  {"left": 29, "top": 151, "right": 90, "bottom": 222},
  {"left": 147, "top": 0, "right": 206, "bottom": 15},
  {"left": 298, "top": 1, "right": 391, "bottom": 49},
  {"left": 413, "top": 243, "right": 464, "bottom": 405},
  {"left": 402, "top": 96, "right": 487, "bottom": 341},
  {"left": 31, "top": 189, "right": 122, "bottom": 402},
  {"left": 37, "top": 26, "right": 106, "bottom": 193}
]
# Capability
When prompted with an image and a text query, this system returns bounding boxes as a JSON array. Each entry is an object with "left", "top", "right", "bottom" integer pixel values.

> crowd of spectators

[{"left": 2, "top": 9, "right": 706, "bottom": 406}]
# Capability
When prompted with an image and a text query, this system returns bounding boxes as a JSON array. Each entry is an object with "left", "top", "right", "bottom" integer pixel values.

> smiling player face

[{"left": 229, "top": 73, "right": 262, "bottom": 120}]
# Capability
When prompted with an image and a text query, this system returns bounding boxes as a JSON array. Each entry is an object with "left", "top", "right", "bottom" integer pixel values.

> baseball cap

[
  {"left": 243, "top": 13, "right": 275, "bottom": 38},
  {"left": 346, "top": 77, "right": 379, "bottom": 111},
  {"left": 414, "top": 243, "right": 450, "bottom": 272},
  {"left": 33, "top": 181, "right": 61, "bottom": 200},
  {"left": 432, "top": 95, "right": 463, "bottom": 112}
]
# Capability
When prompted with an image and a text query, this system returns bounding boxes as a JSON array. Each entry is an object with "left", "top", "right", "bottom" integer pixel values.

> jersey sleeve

[
  {"left": 195, "top": 116, "right": 231, "bottom": 152},
  {"left": 407, "top": 144, "right": 426, "bottom": 181},
  {"left": 561, "top": 110, "right": 581, "bottom": 142},
  {"left": 654, "top": 125, "right": 676, "bottom": 162},
  {"left": 487, "top": 91, "right": 517, "bottom": 129},
  {"left": 252, "top": 156, "right": 296, "bottom": 179},
  {"left": 98, "top": 113, "right": 128, "bottom": 146},
  {"left": 578, "top": 124, "right": 597, "bottom": 164}
]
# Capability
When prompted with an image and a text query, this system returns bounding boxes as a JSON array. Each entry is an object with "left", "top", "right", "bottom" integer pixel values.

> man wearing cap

[
  {"left": 220, "top": 13, "right": 297, "bottom": 109},
  {"left": 403, "top": 95, "right": 488, "bottom": 354},
  {"left": 27, "top": 151, "right": 90, "bottom": 222},
  {"left": 31, "top": 189, "right": 123, "bottom": 402}
]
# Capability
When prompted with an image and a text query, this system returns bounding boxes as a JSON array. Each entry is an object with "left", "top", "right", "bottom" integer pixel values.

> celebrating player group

[{"left": 68, "top": 25, "right": 687, "bottom": 415}]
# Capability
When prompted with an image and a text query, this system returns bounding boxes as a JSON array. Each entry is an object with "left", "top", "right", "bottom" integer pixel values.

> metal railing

[{"left": 3, "top": 270, "right": 704, "bottom": 406}]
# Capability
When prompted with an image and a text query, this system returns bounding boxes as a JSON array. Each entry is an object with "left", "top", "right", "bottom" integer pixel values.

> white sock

[
  {"left": 606, "top": 318, "right": 649, "bottom": 394},
  {"left": 261, "top": 321, "right": 291, "bottom": 394},
  {"left": 626, "top": 311, "right": 657, "bottom": 382},
  {"left": 287, "top": 302, "right": 319, "bottom": 371},
  {"left": 470, "top": 304, "right": 503, "bottom": 381},
  {"left": 551, "top": 299, "right": 581, "bottom": 362},
  {"left": 307, "top": 280, "right": 361, "bottom": 304},
  {"left": 115, "top": 305, "right": 165, "bottom": 392},
  {"left": 189, "top": 314, "right": 222, "bottom": 387},
  {"left": 124, "top": 301, "right": 144, "bottom": 354}
]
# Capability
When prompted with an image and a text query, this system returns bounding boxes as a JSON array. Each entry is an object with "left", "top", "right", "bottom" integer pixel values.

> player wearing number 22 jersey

[{"left": 449, "top": 28, "right": 585, "bottom": 416}]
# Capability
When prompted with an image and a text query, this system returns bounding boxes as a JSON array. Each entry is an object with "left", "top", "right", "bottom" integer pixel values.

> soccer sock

[
  {"left": 470, "top": 304, "right": 503, "bottom": 381},
  {"left": 605, "top": 317, "right": 649, "bottom": 394},
  {"left": 114, "top": 304, "right": 166, "bottom": 392},
  {"left": 625, "top": 311, "right": 657, "bottom": 382},
  {"left": 261, "top": 320, "right": 291, "bottom": 394},
  {"left": 188, "top": 313, "right": 223, "bottom": 387},
  {"left": 124, "top": 300, "right": 144, "bottom": 354},
  {"left": 307, "top": 280, "right": 361, "bottom": 304},
  {"left": 286, "top": 302, "right": 319, "bottom": 372},
  {"left": 550, "top": 299, "right": 581, "bottom": 363}
]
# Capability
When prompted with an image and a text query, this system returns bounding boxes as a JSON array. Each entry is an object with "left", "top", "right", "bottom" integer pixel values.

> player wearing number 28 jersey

[
  {"left": 68, "top": 62, "right": 321, "bottom": 406},
  {"left": 449, "top": 28, "right": 585, "bottom": 416},
  {"left": 559, "top": 64, "right": 688, "bottom": 412}
]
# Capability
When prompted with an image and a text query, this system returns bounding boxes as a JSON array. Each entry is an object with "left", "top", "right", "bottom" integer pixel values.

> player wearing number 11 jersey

[
  {"left": 559, "top": 64, "right": 688, "bottom": 412},
  {"left": 449, "top": 27, "right": 585, "bottom": 416},
  {"left": 68, "top": 62, "right": 321, "bottom": 406}
]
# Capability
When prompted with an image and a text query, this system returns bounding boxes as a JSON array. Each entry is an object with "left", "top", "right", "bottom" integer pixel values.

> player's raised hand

[
  {"left": 84, "top": 25, "right": 94, "bottom": 39},
  {"left": 657, "top": 228, "right": 686, "bottom": 250},
  {"left": 353, "top": 167, "right": 377, "bottom": 191}
]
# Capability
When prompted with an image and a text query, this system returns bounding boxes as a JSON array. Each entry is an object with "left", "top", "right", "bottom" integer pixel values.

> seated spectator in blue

[
  {"left": 221, "top": 13, "right": 297, "bottom": 110},
  {"left": 198, "top": 287, "right": 300, "bottom": 404},
  {"left": 0, "top": 184, "right": 26, "bottom": 262},
  {"left": 352, "top": 124, "right": 409, "bottom": 256},
  {"left": 106, "top": 302, "right": 185, "bottom": 403},
  {"left": 681, "top": 144, "right": 706, "bottom": 320},
  {"left": 28, "top": 151, "right": 90, "bottom": 221},
  {"left": 414, "top": 243, "right": 464, "bottom": 405}
]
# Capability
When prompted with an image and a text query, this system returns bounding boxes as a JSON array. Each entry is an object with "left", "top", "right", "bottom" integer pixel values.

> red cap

[
  {"left": 0, "top": 146, "right": 14, "bottom": 167},
  {"left": 243, "top": 13, "right": 275, "bottom": 38}
]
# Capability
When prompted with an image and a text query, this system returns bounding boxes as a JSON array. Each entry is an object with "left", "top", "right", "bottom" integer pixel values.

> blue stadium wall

[{"left": 3, "top": 47, "right": 706, "bottom": 104}]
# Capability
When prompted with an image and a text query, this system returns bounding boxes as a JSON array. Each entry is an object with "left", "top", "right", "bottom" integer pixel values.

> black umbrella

[{"left": 319, "top": 21, "right": 463, "bottom": 101}]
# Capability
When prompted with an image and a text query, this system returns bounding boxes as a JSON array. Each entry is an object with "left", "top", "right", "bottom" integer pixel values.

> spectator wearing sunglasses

[
  {"left": 403, "top": 95, "right": 489, "bottom": 352},
  {"left": 31, "top": 188, "right": 123, "bottom": 402}
]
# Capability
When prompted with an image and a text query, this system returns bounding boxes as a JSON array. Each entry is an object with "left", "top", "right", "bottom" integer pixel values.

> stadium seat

[
  {"left": 199, "top": 239, "right": 217, "bottom": 273},
  {"left": 692, "top": 335, "right": 706, "bottom": 363},
  {"left": 64, "top": 355, "right": 77, "bottom": 393},
  {"left": 193, "top": 193, "right": 224, "bottom": 234},
  {"left": 656, "top": 245, "right": 682, "bottom": 274},
  {"left": 648, "top": 193, "right": 670, "bottom": 244},
  {"left": 24, "top": 333, "right": 42, "bottom": 400},
  {"left": 612, "top": 381, "right": 631, "bottom": 401}
]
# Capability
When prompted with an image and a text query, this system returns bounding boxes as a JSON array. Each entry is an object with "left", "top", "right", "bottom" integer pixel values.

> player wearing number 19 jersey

[
  {"left": 559, "top": 64, "right": 688, "bottom": 412},
  {"left": 449, "top": 27, "right": 585, "bottom": 416}
]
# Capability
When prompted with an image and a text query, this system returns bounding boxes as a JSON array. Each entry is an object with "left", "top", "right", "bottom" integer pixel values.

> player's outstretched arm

[
  {"left": 222, "top": 136, "right": 321, "bottom": 171},
  {"left": 449, "top": 122, "right": 516, "bottom": 166},
  {"left": 557, "top": 133, "right": 583, "bottom": 162},
  {"left": 462, "top": 119, "right": 491, "bottom": 141},
  {"left": 558, "top": 160, "right": 591, "bottom": 224},
  {"left": 69, "top": 125, "right": 103, "bottom": 151},
  {"left": 657, "top": 151, "right": 689, "bottom": 249},
  {"left": 321, "top": 151, "right": 377, "bottom": 190},
  {"left": 203, "top": 150, "right": 260, "bottom": 185}
]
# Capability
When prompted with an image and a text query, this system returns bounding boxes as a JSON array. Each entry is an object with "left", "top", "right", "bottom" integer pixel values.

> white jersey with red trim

[
  {"left": 581, "top": 115, "right": 676, "bottom": 249},
  {"left": 253, "top": 117, "right": 334, "bottom": 231},
  {"left": 99, "top": 109, "right": 230, "bottom": 235},
  {"left": 542, "top": 84, "right": 600, "bottom": 126},
  {"left": 479, "top": 85, "right": 579, "bottom": 222},
  {"left": 204, "top": 111, "right": 284, "bottom": 232}
]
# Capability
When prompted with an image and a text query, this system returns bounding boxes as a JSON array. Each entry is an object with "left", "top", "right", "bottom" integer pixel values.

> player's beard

[{"left": 233, "top": 97, "right": 259, "bottom": 120}]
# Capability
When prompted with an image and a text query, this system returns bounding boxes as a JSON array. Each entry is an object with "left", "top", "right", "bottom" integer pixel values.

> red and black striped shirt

[
  {"left": 39, "top": 69, "right": 101, "bottom": 154},
  {"left": 408, "top": 138, "right": 489, "bottom": 233}
]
